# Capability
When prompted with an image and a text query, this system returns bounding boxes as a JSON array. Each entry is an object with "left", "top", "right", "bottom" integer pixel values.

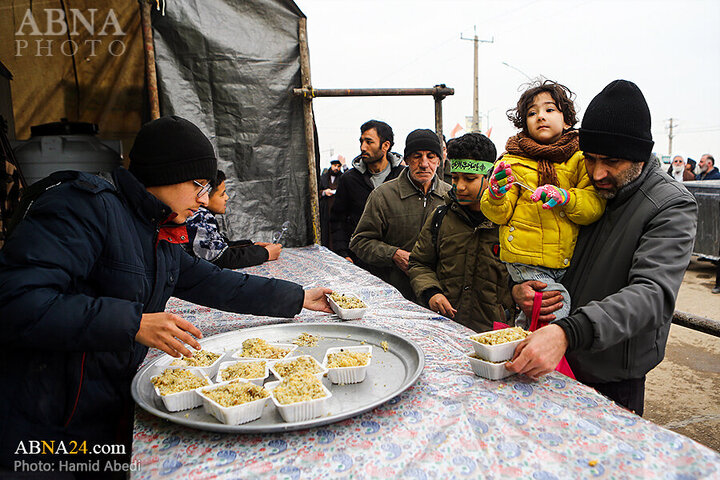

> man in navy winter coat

[
  {"left": 697, "top": 153, "right": 720, "bottom": 180},
  {"left": 0, "top": 116, "right": 332, "bottom": 473}
]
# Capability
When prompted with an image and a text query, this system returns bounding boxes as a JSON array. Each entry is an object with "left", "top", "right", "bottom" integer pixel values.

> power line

[{"left": 675, "top": 126, "right": 720, "bottom": 134}]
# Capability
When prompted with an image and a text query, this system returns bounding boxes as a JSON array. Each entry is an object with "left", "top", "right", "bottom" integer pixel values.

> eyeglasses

[{"left": 193, "top": 180, "right": 212, "bottom": 198}]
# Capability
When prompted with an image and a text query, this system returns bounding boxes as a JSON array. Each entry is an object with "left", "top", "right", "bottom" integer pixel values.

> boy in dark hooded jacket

[
  {"left": 0, "top": 116, "right": 331, "bottom": 472},
  {"left": 409, "top": 133, "right": 513, "bottom": 332}
]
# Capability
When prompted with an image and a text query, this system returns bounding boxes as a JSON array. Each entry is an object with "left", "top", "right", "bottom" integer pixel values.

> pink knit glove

[
  {"left": 488, "top": 161, "right": 515, "bottom": 199},
  {"left": 531, "top": 185, "right": 569, "bottom": 209}
]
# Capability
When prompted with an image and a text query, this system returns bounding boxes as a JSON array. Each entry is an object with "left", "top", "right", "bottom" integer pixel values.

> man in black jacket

[
  {"left": 0, "top": 116, "right": 331, "bottom": 473},
  {"left": 506, "top": 81, "right": 697, "bottom": 416},
  {"left": 330, "top": 120, "right": 405, "bottom": 264},
  {"left": 319, "top": 159, "right": 343, "bottom": 248}
]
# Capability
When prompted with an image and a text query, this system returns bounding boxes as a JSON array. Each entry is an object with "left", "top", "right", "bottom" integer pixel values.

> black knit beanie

[
  {"left": 404, "top": 129, "right": 443, "bottom": 159},
  {"left": 579, "top": 80, "right": 654, "bottom": 163},
  {"left": 129, "top": 116, "right": 217, "bottom": 186}
]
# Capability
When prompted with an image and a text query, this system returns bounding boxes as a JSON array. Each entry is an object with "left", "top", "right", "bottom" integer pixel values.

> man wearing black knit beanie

[
  {"left": 506, "top": 80, "right": 698, "bottom": 416},
  {"left": 350, "top": 129, "right": 451, "bottom": 302},
  {"left": 0, "top": 115, "right": 333, "bottom": 472}
]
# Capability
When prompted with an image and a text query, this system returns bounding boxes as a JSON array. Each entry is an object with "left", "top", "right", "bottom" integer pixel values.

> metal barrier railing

[{"left": 673, "top": 311, "right": 720, "bottom": 337}]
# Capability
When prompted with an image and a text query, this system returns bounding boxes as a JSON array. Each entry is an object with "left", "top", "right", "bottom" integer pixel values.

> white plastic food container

[
  {"left": 466, "top": 352, "right": 515, "bottom": 380},
  {"left": 215, "top": 360, "right": 269, "bottom": 385},
  {"left": 322, "top": 345, "right": 372, "bottom": 385},
  {"left": 197, "top": 379, "right": 271, "bottom": 425},
  {"left": 265, "top": 380, "right": 332, "bottom": 423},
  {"left": 269, "top": 355, "right": 328, "bottom": 381},
  {"left": 231, "top": 343, "right": 298, "bottom": 364},
  {"left": 166, "top": 350, "right": 225, "bottom": 378},
  {"left": 327, "top": 292, "right": 367, "bottom": 320},
  {"left": 151, "top": 368, "right": 212, "bottom": 412},
  {"left": 467, "top": 329, "right": 527, "bottom": 362}
]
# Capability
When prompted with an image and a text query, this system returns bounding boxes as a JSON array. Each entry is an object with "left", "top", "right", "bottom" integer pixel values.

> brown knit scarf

[{"left": 505, "top": 130, "right": 579, "bottom": 186}]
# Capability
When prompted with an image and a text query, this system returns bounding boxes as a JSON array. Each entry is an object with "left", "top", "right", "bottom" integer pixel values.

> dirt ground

[{"left": 643, "top": 257, "right": 720, "bottom": 452}]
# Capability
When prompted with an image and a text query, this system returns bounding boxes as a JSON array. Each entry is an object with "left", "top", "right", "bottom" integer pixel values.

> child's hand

[
  {"left": 531, "top": 185, "right": 569, "bottom": 209},
  {"left": 303, "top": 287, "right": 333, "bottom": 313},
  {"left": 264, "top": 243, "right": 282, "bottom": 261},
  {"left": 488, "top": 161, "right": 515, "bottom": 199},
  {"left": 428, "top": 293, "right": 457, "bottom": 318}
]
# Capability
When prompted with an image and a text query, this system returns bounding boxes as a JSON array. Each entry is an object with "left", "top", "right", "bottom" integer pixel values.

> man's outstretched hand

[{"left": 505, "top": 324, "right": 568, "bottom": 380}]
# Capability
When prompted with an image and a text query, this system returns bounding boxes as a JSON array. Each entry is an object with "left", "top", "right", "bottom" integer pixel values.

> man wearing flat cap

[
  {"left": 350, "top": 129, "right": 451, "bottom": 302},
  {"left": 507, "top": 80, "right": 698, "bottom": 416}
]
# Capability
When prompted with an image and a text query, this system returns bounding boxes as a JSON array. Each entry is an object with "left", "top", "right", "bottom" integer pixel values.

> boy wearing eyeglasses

[{"left": 0, "top": 116, "right": 332, "bottom": 471}]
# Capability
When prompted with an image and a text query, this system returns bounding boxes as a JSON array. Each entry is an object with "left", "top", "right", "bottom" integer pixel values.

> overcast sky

[{"left": 294, "top": 0, "right": 720, "bottom": 170}]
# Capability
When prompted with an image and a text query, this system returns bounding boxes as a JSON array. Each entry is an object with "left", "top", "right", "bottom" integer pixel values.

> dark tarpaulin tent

[
  {"left": 151, "top": 0, "right": 313, "bottom": 246},
  {"left": 1, "top": 0, "right": 314, "bottom": 247}
]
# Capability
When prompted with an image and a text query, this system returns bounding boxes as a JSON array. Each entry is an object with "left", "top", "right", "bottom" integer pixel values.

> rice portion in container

[
  {"left": 273, "top": 356, "right": 325, "bottom": 379},
  {"left": 202, "top": 382, "right": 269, "bottom": 407},
  {"left": 198, "top": 379, "right": 271, "bottom": 424},
  {"left": 152, "top": 368, "right": 209, "bottom": 396},
  {"left": 467, "top": 327, "right": 530, "bottom": 362},
  {"left": 322, "top": 345, "right": 373, "bottom": 385},
  {"left": 330, "top": 292, "right": 367, "bottom": 309},
  {"left": 236, "top": 338, "right": 292, "bottom": 359},
  {"left": 327, "top": 350, "right": 371, "bottom": 368},
  {"left": 170, "top": 349, "right": 221, "bottom": 367},
  {"left": 273, "top": 372, "right": 328, "bottom": 405},
  {"left": 220, "top": 361, "right": 266, "bottom": 381},
  {"left": 470, "top": 327, "right": 529, "bottom": 345}
]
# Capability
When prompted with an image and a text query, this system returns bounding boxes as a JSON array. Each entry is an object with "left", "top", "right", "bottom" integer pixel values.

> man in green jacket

[
  {"left": 507, "top": 80, "right": 697, "bottom": 416},
  {"left": 350, "top": 129, "right": 451, "bottom": 302},
  {"left": 409, "top": 133, "right": 513, "bottom": 331}
]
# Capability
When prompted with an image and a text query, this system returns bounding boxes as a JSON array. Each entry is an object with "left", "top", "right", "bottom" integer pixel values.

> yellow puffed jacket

[{"left": 480, "top": 150, "right": 606, "bottom": 269}]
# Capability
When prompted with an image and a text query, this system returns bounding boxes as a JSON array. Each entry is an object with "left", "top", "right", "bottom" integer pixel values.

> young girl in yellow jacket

[{"left": 480, "top": 80, "right": 605, "bottom": 326}]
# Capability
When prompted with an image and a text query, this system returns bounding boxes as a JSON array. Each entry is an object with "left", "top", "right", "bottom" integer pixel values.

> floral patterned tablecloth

[{"left": 131, "top": 245, "right": 720, "bottom": 479}]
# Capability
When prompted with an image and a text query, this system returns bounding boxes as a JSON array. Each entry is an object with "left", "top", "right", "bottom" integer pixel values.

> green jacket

[
  {"left": 350, "top": 170, "right": 451, "bottom": 301},
  {"left": 409, "top": 193, "right": 514, "bottom": 333}
]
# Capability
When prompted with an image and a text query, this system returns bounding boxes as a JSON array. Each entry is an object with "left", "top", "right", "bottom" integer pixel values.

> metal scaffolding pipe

[
  {"left": 292, "top": 87, "right": 454, "bottom": 98},
  {"left": 673, "top": 311, "right": 720, "bottom": 337},
  {"left": 297, "top": 18, "right": 321, "bottom": 245}
]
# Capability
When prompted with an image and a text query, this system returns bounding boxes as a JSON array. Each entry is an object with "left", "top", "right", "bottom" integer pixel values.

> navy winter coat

[
  {"left": 0, "top": 168, "right": 304, "bottom": 466},
  {"left": 697, "top": 166, "right": 720, "bottom": 180}
]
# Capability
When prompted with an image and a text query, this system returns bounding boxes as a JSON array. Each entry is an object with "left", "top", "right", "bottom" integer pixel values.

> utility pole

[
  {"left": 666, "top": 118, "right": 678, "bottom": 155},
  {"left": 461, "top": 27, "right": 493, "bottom": 132}
]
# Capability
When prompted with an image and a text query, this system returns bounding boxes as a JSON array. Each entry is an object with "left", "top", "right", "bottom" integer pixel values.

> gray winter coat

[{"left": 556, "top": 160, "right": 697, "bottom": 383}]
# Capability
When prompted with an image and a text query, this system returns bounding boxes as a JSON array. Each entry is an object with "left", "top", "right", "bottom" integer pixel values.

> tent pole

[
  {"left": 139, "top": 0, "right": 161, "bottom": 120},
  {"left": 298, "top": 17, "right": 321, "bottom": 245},
  {"left": 434, "top": 94, "right": 443, "bottom": 139}
]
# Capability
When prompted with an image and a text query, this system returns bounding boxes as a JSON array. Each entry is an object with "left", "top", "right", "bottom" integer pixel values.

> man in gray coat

[
  {"left": 506, "top": 80, "right": 698, "bottom": 416},
  {"left": 350, "top": 129, "right": 451, "bottom": 302}
]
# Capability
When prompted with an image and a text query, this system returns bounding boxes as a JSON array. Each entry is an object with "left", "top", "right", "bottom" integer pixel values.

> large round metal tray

[{"left": 131, "top": 323, "right": 425, "bottom": 433}]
